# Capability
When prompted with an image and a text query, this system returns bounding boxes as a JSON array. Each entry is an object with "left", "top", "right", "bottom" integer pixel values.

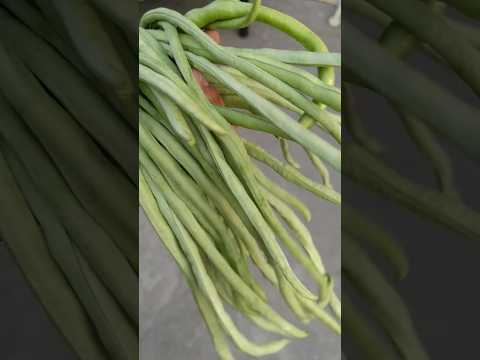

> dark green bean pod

[
  {"left": 3, "top": 144, "right": 138, "bottom": 360},
  {"left": 344, "top": 143, "right": 480, "bottom": 240},
  {"left": 0, "top": 9, "right": 137, "bottom": 185},
  {"left": 343, "top": 234, "right": 429, "bottom": 359},
  {"left": 49, "top": 0, "right": 136, "bottom": 126},
  {"left": 0, "top": 0, "right": 88, "bottom": 76},
  {"left": 343, "top": 22, "right": 480, "bottom": 164},
  {"left": 0, "top": 44, "right": 138, "bottom": 269},
  {"left": 88, "top": 0, "right": 138, "bottom": 47},
  {"left": 0, "top": 149, "right": 109, "bottom": 360},
  {"left": 365, "top": 0, "right": 480, "bottom": 97},
  {"left": 442, "top": 0, "right": 480, "bottom": 18},
  {"left": 0, "top": 94, "right": 138, "bottom": 324}
]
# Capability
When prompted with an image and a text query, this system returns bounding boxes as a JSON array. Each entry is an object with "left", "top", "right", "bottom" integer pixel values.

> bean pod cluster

[{"left": 139, "top": 1, "right": 341, "bottom": 358}]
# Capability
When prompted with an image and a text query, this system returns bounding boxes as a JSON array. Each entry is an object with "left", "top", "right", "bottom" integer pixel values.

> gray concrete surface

[{"left": 140, "top": 1, "right": 341, "bottom": 359}]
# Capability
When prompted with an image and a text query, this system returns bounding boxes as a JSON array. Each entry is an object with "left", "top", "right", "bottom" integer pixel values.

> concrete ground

[{"left": 140, "top": 1, "right": 341, "bottom": 360}]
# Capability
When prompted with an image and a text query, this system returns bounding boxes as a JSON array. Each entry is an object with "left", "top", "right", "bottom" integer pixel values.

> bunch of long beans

[
  {"left": 139, "top": 0, "right": 341, "bottom": 358},
  {"left": 0, "top": 1, "right": 138, "bottom": 360},
  {"left": 342, "top": 0, "right": 480, "bottom": 359}
]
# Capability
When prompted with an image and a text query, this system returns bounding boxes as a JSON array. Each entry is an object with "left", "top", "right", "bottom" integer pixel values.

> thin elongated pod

[{"left": 139, "top": 1, "right": 341, "bottom": 359}]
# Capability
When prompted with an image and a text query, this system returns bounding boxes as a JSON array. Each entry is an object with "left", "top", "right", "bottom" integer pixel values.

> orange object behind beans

[{"left": 193, "top": 31, "right": 225, "bottom": 106}]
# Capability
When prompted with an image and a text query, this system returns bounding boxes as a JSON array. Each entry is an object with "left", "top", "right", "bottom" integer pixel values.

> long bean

[
  {"left": 149, "top": 29, "right": 340, "bottom": 66},
  {"left": 343, "top": 234, "right": 429, "bottom": 359},
  {"left": 142, "top": 111, "right": 334, "bottom": 320},
  {"left": 142, "top": 83, "right": 195, "bottom": 145},
  {"left": 140, "top": 171, "right": 235, "bottom": 360},
  {"left": 140, "top": 106, "right": 276, "bottom": 272},
  {"left": 0, "top": 149, "right": 109, "bottom": 360},
  {"left": 184, "top": 19, "right": 336, "bottom": 305},
  {"left": 307, "top": 151, "right": 333, "bottom": 188},
  {"left": 267, "top": 192, "right": 328, "bottom": 276},
  {"left": 343, "top": 84, "right": 382, "bottom": 154},
  {"left": 377, "top": 11, "right": 459, "bottom": 200},
  {"left": 253, "top": 167, "right": 312, "bottom": 221},
  {"left": 0, "top": 94, "right": 138, "bottom": 322},
  {"left": 343, "top": 22, "right": 480, "bottom": 164},
  {"left": 140, "top": 145, "right": 266, "bottom": 301},
  {"left": 49, "top": 0, "right": 136, "bottom": 125},
  {"left": 97, "top": 9, "right": 137, "bottom": 85},
  {"left": 0, "top": 10, "right": 137, "bottom": 184},
  {"left": 196, "top": 123, "right": 319, "bottom": 301},
  {"left": 245, "top": 140, "right": 341, "bottom": 203},
  {"left": 185, "top": 51, "right": 341, "bottom": 168},
  {"left": 343, "top": 205, "right": 409, "bottom": 279},
  {"left": 365, "top": 0, "right": 480, "bottom": 97},
  {"left": 0, "top": 44, "right": 138, "bottom": 259},
  {"left": 87, "top": 0, "right": 138, "bottom": 38},
  {"left": 1, "top": 2, "right": 139, "bottom": 359},
  {"left": 344, "top": 143, "right": 480, "bottom": 240},
  {"left": 204, "top": 65, "right": 303, "bottom": 113},
  {"left": 140, "top": 112, "right": 279, "bottom": 286},
  {"left": 140, "top": 65, "right": 226, "bottom": 134},
  {"left": 140, "top": 3, "right": 341, "bottom": 358},
  {"left": 4, "top": 144, "right": 137, "bottom": 360},
  {"left": 142, "top": 168, "right": 292, "bottom": 357},
  {"left": 149, "top": 23, "right": 335, "bottom": 304},
  {"left": 233, "top": 54, "right": 342, "bottom": 112},
  {"left": 342, "top": 293, "right": 399, "bottom": 359},
  {"left": 0, "top": 0, "right": 88, "bottom": 76},
  {"left": 141, "top": 8, "right": 341, "bottom": 143},
  {"left": 185, "top": 0, "right": 339, "bottom": 135},
  {"left": 432, "top": 0, "right": 480, "bottom": 19},
  {"left": 140, "top": 128, "right": 288, "bottom": 310},
  {"left": 184, "top": 1, "right": 335, "bottom": 85},
  {"left": 214, "top": 106, "right": 290, "bottom": 138}
]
